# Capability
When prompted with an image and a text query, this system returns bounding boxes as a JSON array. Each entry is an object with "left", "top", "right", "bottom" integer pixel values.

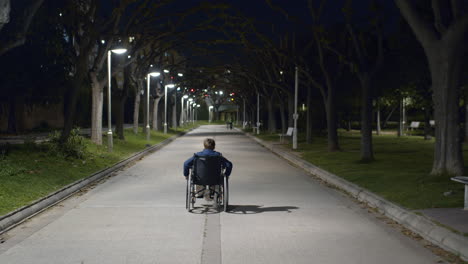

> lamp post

[
  {"left": 196, "top": 104, "right": 200, "bottom": 122},
  {"left": 107, "top": 47, "right": 127, "bottom": 152},
  {"left": 192, "top": 102, "right": 197, "bottom": 124},
  {"left": 187, "top": 98, "right": 192, "bottom": 125},
  {"left": 293, "top": 66, "right": 299, "bottom": 150},
  {"left": 164, "top": 84, "right": 175, "bottom": 134},
  {"left": 209, "top": 106, "right": 214, "bottom": 123},
  {"left": 146, "top": 71, "right": 160, "bottom": 141},
  {"left": 180, "top": 95, "right": 188, "bottom": 126}
]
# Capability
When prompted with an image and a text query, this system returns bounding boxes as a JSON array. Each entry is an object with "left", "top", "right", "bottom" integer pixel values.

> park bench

[
  {"left": 409, "top": 121, "right": 420, "bottom": 130},
  {"left": 279, "top": 127, "right": 294, "bottom": 143},
  {"left": 450, "top": 176, "right": 468, "bottom": 210}
]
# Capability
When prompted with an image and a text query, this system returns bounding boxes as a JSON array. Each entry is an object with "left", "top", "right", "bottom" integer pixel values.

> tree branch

[{"left": 394, "top": 0, "right": 438, "bottom": 45}]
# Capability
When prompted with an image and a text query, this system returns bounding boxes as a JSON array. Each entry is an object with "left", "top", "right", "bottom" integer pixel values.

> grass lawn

[
  {"left": 255, "top": 130, "right": 466, "bottom": 210},
  {"left": 0, "top": 124, "right": 197, "bottom": 216}
]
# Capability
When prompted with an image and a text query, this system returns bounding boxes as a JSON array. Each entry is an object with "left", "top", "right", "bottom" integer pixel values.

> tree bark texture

[
  {"left": 360, "top": 75, "right": 374, "bottom": 161},
  {"left": 152, "top": 97, "right": 161, "bottom": 131},
  {"left": 429, "top": 48, "right": 464, "bottom": 175},
  {"left": 133, "top": 89, "right": 141, "bottom": 134},
  {"left": 90, "top": 73, "right": 103, "bottom": 145},
  {"left": 325, "top": 88, "right": 339, "bottom": 151},
  {"left": 61, "top": 53, "right": 89, "bottom": 142},
  {"left": 394, "top": 0, "right": 467, "bottom": 175}
]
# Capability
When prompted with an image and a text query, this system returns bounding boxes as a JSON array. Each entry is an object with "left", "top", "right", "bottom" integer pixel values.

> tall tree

[{"left": 395, "top": 0, "right": 468, "bottom": 175}]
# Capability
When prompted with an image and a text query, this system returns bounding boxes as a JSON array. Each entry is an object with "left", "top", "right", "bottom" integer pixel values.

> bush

[{"left": 47, "top": 128, "right": 87, "bottom": 159}]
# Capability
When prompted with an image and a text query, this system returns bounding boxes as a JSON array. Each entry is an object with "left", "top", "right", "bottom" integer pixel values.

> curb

[
  {"left": 244, "top": 132, "right": 468, "bottom": 261},
  {"left": 0, "top": 130, "right": 190, "bottom": 234}
]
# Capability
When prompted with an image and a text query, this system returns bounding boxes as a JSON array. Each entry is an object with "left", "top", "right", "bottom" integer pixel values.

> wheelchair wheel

[{"left": 223, "top": 176, "right": 229, "bottom": 212}]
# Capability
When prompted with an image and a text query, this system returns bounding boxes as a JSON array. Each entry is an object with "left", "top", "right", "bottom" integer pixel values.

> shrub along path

[{"left": 0, "top": 126, "right": 197, "bottom": 216}]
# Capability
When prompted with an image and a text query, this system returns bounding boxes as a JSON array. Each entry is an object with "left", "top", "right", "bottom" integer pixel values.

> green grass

[
  {"left": 0, "top": 124, "right": 197, "bottom": 216},
  {"left": 256, "top": 130, "right": 466, "bottom": 210}
]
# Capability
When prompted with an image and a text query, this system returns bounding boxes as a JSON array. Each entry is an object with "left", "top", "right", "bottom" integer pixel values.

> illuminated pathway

[{"left": 0, "top": 125, "right": 445, "bottom": 263}]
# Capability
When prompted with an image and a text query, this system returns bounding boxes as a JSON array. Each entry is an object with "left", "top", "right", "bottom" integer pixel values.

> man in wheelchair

[{"left": 183, "top": 138, "right": 233, "bottom": 202}]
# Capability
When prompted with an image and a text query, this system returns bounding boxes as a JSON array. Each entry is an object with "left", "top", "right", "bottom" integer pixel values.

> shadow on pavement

[{"left": 227, "top": 205, "right": 299, "bottom": 214}]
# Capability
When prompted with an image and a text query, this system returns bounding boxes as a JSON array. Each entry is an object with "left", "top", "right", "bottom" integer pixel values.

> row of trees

[
  {"left": 225, "top": 0, "right": 468, "bottom": 176},
  {"left": 0, "top": 0, "right": 232, "bottom": 143},
  {"left": 1, "top": 0, "right": 467, "bottom": 177}
]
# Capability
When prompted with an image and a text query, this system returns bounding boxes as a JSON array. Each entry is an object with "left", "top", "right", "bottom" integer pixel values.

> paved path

[{"left": 0, "top": 125, "right": 445, "bottom": 263}]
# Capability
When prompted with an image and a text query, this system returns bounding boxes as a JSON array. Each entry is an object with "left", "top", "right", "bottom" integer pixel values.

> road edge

[
  {"left": 244, "top": 132, "right": 468, "bottom": 261},
  {"left": 0, "top": 130, "right": 191, "bottom": 234}
]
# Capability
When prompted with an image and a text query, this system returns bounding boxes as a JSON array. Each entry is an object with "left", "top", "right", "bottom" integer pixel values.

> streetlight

[
  {"left": 164, "top": 83, "right": 175, "bottom": 134},
  {"left": 195, "top": 104, "right": 200, "bottom": 122},
  {"left": 180, "top": 95, "right": 189, "bottom": 125},
  {"left": 192, "top": 102, "right": 197, "bottom": 124},
  {"left": 146, "top": 70, "right": 160, "bottom": 141},
  {"left": 107, "top": 46, "right": 127, "bottom": 152}
]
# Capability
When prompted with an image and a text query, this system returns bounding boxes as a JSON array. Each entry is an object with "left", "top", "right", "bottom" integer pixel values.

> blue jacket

[{"left": 183, "top": 149, "right": 233, "bottom": 177}]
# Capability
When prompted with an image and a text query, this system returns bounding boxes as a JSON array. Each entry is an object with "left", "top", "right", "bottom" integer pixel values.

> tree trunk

[
  {"left": 325, "top": 88, "right": 339, "bottom": 151},
  {"left": 62, "top": 62, "right": 87, "bottom": 142},
  {"left": 152, "top": 97, "right": 161, "bottom": 131},
  {"left": 360, "top": 75, "right": 374, "bottom": 161},
  {"left": 429, "top": 49, "right": 463, "bottom": 175},
  {"left": 266, "top": 96, "right": 276, "bottom": 133},
  {"left": 172, "top": 94, "right": 177, "bottom": 129},
  {"left": 133, "top": 89, "right": 141, "bottom": 134},
  {"left": 306, "top": 87, "right": 312, "bottom": 144},
  {"left": 376, "top": 99, "right": 381, "bottom": 135},
  {"left": 90, "top": 73, "right": 103, "bottom": 144}
]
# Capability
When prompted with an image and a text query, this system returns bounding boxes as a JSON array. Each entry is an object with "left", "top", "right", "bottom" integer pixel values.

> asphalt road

[{"left": 0, "top": 125, "right": 445, "bottom": 263}]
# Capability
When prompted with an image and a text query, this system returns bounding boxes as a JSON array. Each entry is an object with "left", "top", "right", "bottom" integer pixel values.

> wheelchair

[{"left": 186, "top": 155, "right": 229, "bottom": 212}]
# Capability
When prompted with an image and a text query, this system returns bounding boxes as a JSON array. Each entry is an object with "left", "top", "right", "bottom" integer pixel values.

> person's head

[{"left": 203, "top": 138, "right": 216, "bottom": 150}]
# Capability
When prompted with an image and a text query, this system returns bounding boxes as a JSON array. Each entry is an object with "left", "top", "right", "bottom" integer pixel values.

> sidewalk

[{"left": 243, "top": 131, "right": 468, "bottom": 261}]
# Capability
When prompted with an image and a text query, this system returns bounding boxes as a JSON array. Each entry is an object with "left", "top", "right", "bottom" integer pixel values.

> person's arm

[
  {"left": 183, "top": 156, "right": 195, "bottom": 177},
  {"left": 221, "top": 157, "right": 233, "bottom": 177}
]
